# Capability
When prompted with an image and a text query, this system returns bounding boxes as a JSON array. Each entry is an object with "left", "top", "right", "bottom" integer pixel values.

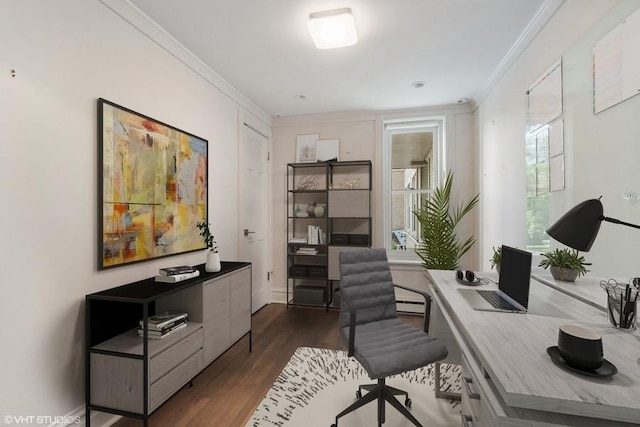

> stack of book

[
  {"left": 155, "top": 265, "right": 200, "bottom": 283},
  {"left": 296, "top": 247, "right": 318, "bottom": 255},
  {"left": 307, "top": 225, "right": 324, "bottom": 244},
  {"left": 138, "top": 311, "right": 188, "bottom": 340}
]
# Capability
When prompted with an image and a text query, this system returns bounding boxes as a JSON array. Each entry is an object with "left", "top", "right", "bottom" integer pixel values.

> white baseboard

[
  {"left": 271, "top": 289, "right": 287, "bottom": 304},
  {"left": 57, "top": 405, "right": 120, "bottom": 427}
]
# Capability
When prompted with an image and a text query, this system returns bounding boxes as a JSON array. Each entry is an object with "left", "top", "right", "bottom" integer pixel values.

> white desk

[{"left": 427, "top": 269, "right": 640, "bottom": 426}]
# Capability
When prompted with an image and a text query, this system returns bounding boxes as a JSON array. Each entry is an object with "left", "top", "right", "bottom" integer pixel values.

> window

[
  {"left": 525, "top": 59, "right": 563, "bottom": 254},
  {"left": 383, "top": 118, "right": 445, "bottom": 261}
]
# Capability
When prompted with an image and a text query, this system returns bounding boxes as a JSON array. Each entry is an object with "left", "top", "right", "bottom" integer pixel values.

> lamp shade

[{"left": 546, "top": 199, "right": 603, "bottom": 251}]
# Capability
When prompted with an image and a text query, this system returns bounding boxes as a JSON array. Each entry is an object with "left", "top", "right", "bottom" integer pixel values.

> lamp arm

[{"left": 601, "top": 216, "right": 640, "bottom": 230}]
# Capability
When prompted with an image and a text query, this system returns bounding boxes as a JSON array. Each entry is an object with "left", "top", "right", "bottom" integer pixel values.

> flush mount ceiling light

[
  {"left": 412, "top": 81, "right": 427, "bottom": 89},
  {"left": 308, "top": 8, "right": 358, "bottom": 49}
]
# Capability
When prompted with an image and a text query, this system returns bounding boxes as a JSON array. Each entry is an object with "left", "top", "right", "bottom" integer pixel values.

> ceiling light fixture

[
  {"left": 412, "top": 81, "right": 426, "bottom": 89},
  {"left": 308, "top": 8, "right": 358, "bottom": 49}
]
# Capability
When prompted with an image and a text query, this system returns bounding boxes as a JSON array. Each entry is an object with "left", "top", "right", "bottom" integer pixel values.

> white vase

[{"left": 206, "top": 251, "right": 221, "bottom": 272}]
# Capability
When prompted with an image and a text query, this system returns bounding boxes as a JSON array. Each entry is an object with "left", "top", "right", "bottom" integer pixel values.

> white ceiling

[{"left": 128, "top": 0, "right": 550, "bottom": 118}]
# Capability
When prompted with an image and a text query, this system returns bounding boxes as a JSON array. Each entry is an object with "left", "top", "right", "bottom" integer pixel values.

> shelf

[
  {"left": 91, "top": 322, "right": 203, "bottom": 357},
  {"left": 286, "top": 161, "right": 371, "bottom": 310},
  {"left": 87, "top": 262, "right": 249, "bottom": 303}
]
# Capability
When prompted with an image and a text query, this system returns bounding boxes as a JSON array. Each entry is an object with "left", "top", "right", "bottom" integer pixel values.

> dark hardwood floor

[{"left": 111, "top": 303, "right": 422, "bottom": 427}]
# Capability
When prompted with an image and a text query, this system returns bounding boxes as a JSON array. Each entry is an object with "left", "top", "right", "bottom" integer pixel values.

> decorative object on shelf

[
  {"left": 600, "top": 279, "right": 638, "bottom": 329},
  {"left": 313, "top": 203, "right": 326, "bottom": 218},
  {"left": 297, "top": 174, "right": 319, "bottom": 190},
  {"left": 538, "top": 248, "right": 590, "bottom": 282},
  {"left": 413, "top": 171, "right": 479, "bottom": 270},
  {"left": 490, "top": 246, "right": 501, "bottom": 273},
  {"left": 345, "top": 177, "right": 361, "bottom": 189},
  {"left": 206, "top": 251, "right": 221, "bottom": 273},
  {"left": 306, "top": 201, "right": 317, "bottom": 217},
  {"left": 98, "top": 98, "right": 208, "bottom": 269},
  {"left": 197, "top": 221, "right": 221, "bottom": 272},
  {"left": 316, "top": 139, "right": 339, "bottom": 162},
  {"left": 296, "top": 133, "right": 319, "bottom": 163}
]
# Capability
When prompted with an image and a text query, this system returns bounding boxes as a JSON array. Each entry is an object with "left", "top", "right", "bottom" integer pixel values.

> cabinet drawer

[
  {"left": 461, "top": 354, "right": 495, "bottom": 427},
  {"left": 150, "top": 326, "right": 203, "bottom": 383},
  {"left": 150, "top": 349, "right": 203, "bottom": 412}
]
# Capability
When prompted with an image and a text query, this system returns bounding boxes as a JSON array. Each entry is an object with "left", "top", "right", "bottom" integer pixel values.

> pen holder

[{"left": 606, "top": 289, "right": 638, "bottom": 330}]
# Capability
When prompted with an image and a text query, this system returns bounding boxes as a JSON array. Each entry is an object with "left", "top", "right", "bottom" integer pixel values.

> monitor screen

[{"left": 498, "top": 245, "right": 532, "bottom": 309}]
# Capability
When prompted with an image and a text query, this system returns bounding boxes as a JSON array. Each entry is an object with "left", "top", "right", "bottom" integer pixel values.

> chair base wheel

[
  {"left": 405, "top": 397, "right": 412, "bottom": 408},
  {"left": 355, "top": 390, "right": 362, "bottom": 399}
]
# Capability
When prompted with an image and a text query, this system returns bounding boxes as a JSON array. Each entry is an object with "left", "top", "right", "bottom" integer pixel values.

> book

[
  {"left": 154, "top": 270, "right": 200, "bottom": 283},
  {"left": 138, "top": 322, "right": 187, "bottom": 339},
  {"left": 142, "top": 311, "right": 188, "bottom": 329},
  {"left": 158, "top": 265, "right": 196, "bottom": 276},
  {"left": 139, "top": 315, "right": 187, "bottom": 331},
  {"left": 138, "top": 318, "right": 187, "bottom": 335}
]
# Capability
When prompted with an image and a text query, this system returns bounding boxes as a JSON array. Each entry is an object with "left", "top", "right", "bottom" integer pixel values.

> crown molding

[
  {"left": 98, "top": 0, "right": 272, "bottom": 126},
  {"left": 473, "top": 0, "right": 565, "bottom": 106}
]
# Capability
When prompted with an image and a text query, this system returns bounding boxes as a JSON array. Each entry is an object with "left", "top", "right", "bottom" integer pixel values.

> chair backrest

[{"left": 338, "top": 248, "right": 398, "bottom": 329}]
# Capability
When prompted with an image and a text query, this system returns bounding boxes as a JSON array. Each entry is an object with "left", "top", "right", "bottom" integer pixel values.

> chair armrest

[
  {"left": 341, "top": 296, "right": 357, "bottom": 357},
  {"left": 393, "top": 284, "right": 432, "bottom": 333}
]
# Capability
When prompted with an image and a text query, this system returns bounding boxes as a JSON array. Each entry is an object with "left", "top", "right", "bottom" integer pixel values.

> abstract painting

[{"left": 98, "top": 98, "right": 208, "bottom": 269}]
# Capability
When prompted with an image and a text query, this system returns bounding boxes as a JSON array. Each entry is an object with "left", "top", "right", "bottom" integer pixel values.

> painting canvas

[{"left": 98, "top": 98, "right": 208, "bottom": 269}]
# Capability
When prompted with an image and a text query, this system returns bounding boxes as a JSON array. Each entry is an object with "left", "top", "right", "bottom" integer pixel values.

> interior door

[{"left": 240, "top": 123, "right": 270, "bottom": 313}]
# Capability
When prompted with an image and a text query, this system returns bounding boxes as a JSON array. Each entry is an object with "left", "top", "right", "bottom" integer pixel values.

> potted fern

[
  {"left": 538, "top": 248, "right": 590, "bottom": 282},
  {"left": 413, "top": 171, "right": 479, "bottom": 270},
  {"left": 197, "top": 221, "right": 220, "bottom": 272}
]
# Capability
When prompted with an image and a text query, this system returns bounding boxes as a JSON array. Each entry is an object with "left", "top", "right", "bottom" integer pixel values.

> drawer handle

[
  {"left": 461, "top": 414, "right": 473, "bottom": 427},
  {"left": 462, "top": 376, "right": 480, "bottom": 400}
]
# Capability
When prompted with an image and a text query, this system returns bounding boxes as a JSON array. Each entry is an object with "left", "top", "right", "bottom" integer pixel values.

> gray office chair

[{"left": 332, "top": 248, "right": 448, "bottom": 427}]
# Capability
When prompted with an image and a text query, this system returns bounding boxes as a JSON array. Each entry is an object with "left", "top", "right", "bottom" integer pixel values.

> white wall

[
  {"left": 0, "top": 0, "right": 267, "bottom": 422},
  {"left": 561, "top": 1, "right": 640, "bottom": 277},
  {"left": 477, "top": 0, "right": 623, "bottom": 272},
  {"left": 270, "top": 106, "right": 477, "bottom": 303}
]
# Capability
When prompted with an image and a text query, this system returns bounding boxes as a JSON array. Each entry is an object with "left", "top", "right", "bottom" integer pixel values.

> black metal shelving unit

[{"left": 286, "top": 160, "right": 372, "bottom": 311}]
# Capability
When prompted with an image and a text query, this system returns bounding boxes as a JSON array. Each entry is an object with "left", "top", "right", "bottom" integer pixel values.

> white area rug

[{"left": 247, "top": 347, "right": 461, "bottom": 427}]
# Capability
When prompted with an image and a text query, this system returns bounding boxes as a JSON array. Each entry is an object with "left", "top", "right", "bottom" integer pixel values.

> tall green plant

[{"left": 413, "top": 171, "right": 479, "bottom": 270}]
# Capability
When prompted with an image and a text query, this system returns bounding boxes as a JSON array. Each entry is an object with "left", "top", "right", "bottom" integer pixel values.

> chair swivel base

[{"left": 331, "top": 378, "right": 422, "bottom": 427}]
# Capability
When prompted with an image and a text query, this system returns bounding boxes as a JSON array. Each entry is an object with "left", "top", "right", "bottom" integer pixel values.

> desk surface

[{"left": 427, "top": 269, "right": 640, "bottom": 425}]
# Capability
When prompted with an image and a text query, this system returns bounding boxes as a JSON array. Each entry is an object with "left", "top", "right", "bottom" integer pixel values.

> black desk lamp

[{"left": 546, "top": 198, "right": 640, "bottom": 251}]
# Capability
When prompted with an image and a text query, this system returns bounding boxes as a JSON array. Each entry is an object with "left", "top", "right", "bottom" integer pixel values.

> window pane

[
  {"left": 390, "top": 132, "right": 434, "bottom": 189},
  {"left": 526, "top": 193, "right": 550, "bottom": 253}
]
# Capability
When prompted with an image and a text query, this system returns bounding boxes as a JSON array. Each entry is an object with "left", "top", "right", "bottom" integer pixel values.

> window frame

[{"left": 382, "top": 117, "right": 446, "bottom": 262}]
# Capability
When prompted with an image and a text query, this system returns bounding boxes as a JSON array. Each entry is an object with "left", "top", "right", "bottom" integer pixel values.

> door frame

[{"left": 238, "top": 111, "right": 272, "bottom": 311}]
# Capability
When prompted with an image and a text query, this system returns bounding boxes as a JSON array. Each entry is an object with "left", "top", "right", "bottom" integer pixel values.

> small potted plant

[
  {"left": 538, "top": 248, "right": 590, "bottom": 282},
  {"left": 197, "top": 221, "right": 220, "bottom": 272},
  {"left": 490, "top": 246, "right": 501, "bottom": 273}
]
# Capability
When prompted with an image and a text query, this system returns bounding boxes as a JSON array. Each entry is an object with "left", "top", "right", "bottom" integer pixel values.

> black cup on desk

[{"left": 557, "top": 325, "right": 604, "bottom": 371}]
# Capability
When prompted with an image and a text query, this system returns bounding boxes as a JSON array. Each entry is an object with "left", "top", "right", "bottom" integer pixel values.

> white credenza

[{"left": 86, "top": 262, "right": 251, "bottom": 426}]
